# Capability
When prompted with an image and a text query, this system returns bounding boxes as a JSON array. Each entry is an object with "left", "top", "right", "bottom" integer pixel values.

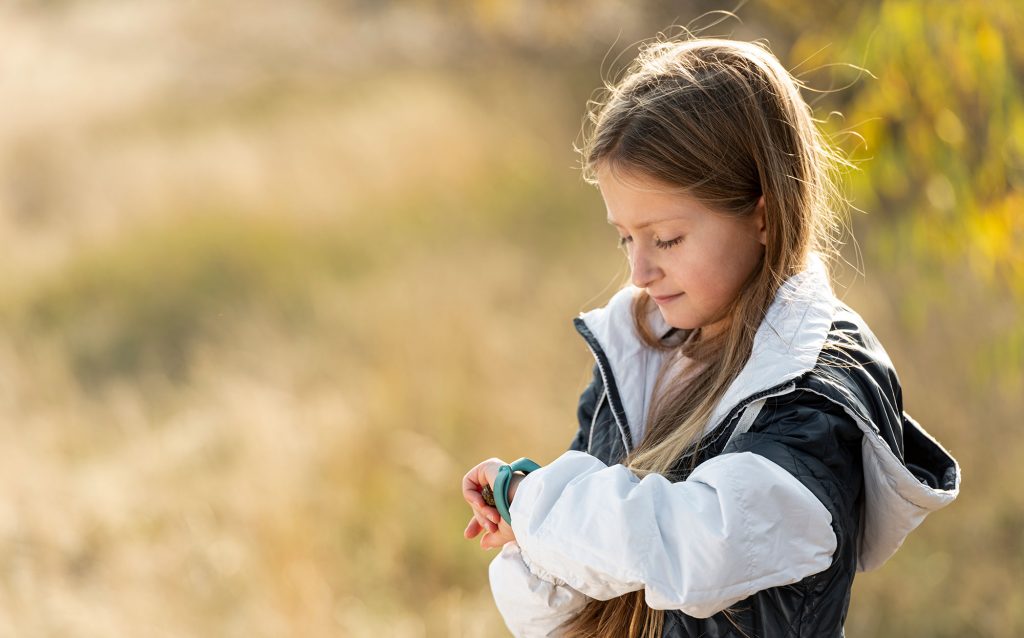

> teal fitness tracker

[{"left": 493, "top": 457, "right": 542, "bottom": 525}]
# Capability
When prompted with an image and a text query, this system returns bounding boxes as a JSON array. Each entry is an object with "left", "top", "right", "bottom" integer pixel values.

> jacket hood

[{"left": 574, "top": 252, "right": 961, "bottom": 572}]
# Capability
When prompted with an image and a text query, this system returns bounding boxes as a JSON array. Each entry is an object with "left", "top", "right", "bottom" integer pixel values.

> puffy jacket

[{"left": 488, "top": 253, "right": 961, "bottom": 637}]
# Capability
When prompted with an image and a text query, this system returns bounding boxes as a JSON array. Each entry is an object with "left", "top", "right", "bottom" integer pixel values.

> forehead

[{"left": 597, "top": 165, "right": 709, "bottom": 227}]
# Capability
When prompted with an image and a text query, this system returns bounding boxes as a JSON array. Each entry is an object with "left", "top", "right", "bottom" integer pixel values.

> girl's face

[{"left": 597, "top": 165, "right": 767, "bottom": 339}]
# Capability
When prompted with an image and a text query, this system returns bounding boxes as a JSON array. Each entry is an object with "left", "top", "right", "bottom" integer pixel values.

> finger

[
  {"left": 482, "top": 530, "right": 507, "bottom": 551},
  {"left": 471, "top": 508, "right": 498, "bottom": 536},
  {"left": 462, "top": 472, "right": 486, "bottom": 509},
  {"left": 483, "top": 529, "right": 510, "bottom": 551},
  {"left": 465, "top": 517, "right": 482, "bottom": 539},
  {"left": 472, "top": 501, "right": 500, "bottom": 525},
  {"left": 469, "top": 500, "right": 499, "bottom": 530},
  {"left": 479, "top": 504, "right": 501, "bottom": 524},
  {"left": 477, "top": 504, "right": 499, "bottom": 530},
  {"left": 484, "top": 533, "right": 501, "bottom": 550},
  {"left": 474, "top": 508, "right": 497, "bottom": 534}
]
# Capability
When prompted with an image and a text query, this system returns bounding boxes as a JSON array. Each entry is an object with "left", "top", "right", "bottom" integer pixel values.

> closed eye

[{"left": 617, "top": 236, "right": 683, "bottom": 249}]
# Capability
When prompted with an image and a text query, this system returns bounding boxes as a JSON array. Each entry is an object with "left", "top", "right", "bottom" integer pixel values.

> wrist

[
  {"left": 508, "top": 473, "right": 526, "bottom": 503},
  {"left": 493, "top": 458, "right": 542, "bottom": 525}
]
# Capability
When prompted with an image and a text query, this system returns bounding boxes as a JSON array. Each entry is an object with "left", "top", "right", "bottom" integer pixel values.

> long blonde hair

[{"left": 563, "top": 35, "right": 852, "bottom": 637}]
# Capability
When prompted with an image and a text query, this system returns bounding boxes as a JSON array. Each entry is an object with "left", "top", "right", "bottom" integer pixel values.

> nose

[{"left": 629, "top": 243, "right": 661, "bottom": 289}]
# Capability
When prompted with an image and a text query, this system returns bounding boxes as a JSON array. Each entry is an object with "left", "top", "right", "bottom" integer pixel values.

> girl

[{"left": 460, "top": 36, "right": 960, "bottom": 637}]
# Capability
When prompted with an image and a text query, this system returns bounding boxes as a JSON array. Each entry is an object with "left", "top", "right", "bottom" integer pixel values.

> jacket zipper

[
  {"left": 586, "top": 388, "right": 606, "bottom": 454},
  {"left": 574, "top": 317, "right": 634, "bottom": 453},
  {"left": 582, "top": 338, "right": 632, "bottom": 454}
]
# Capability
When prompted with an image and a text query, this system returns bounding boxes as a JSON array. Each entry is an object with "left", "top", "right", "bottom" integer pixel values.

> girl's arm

[
  {"left": 507, "top": 390, "right": 856, "bottom": 619},
  {"left": 464, "top": 464, "right": 591, "bottom": 636},
  {"left": 488, "top": 540, "right": 591, "bottom": 637}
]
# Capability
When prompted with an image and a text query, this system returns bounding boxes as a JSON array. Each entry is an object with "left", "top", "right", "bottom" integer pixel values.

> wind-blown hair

[{"left": 564, "top": 34, "right": 853, "bottom": 638}]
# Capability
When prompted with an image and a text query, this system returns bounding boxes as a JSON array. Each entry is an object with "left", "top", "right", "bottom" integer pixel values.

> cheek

[
  {"left": 680, "top": 243, "right": 755, "bottom": 304},
  {"left": 709, "top": 226, "right": 761, "bottom": 277},
  {"left": 667, "top": 249, "right": 718, "bottom": 291}
]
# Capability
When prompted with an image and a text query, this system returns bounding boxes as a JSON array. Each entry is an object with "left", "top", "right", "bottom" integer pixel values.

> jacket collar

[{"left": 574, "top": 252, "right": 837, "bottom": 448}]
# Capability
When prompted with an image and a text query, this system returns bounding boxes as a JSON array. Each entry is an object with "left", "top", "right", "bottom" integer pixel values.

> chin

[{"left": 659, "top": 310, "right": 698, "bottom": 331}]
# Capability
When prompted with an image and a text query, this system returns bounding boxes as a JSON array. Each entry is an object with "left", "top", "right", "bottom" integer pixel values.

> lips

[{"left": 650, "top": 292, "right": 684, "bottom": 304}]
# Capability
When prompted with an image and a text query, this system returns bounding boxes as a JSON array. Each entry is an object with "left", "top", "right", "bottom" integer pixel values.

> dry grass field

[{"left": 0, "top": 2, "right": 1019, "bottom": 636}]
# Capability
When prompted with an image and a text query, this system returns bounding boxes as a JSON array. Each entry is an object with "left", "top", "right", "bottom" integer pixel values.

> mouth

[{"left": 650, "top": 292, "right": 684, "bottom": 304}]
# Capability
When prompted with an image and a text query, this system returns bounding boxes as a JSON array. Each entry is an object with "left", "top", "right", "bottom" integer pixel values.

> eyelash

[{"left": 617, "top": 236, "right": 683, "bottom": 250}]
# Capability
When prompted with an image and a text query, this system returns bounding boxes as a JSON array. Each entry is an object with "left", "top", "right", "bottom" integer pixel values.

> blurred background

[{"left": 0, "top": 0, "right": 1020, "bottom": 636}]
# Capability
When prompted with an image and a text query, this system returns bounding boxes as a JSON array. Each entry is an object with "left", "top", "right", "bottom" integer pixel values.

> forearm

[{"left": 508, "top": 449, "right": 837, "bottom": 616}]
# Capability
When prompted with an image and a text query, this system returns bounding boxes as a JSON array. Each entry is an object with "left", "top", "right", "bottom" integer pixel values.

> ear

[{"left": 754, "top": 195, "right": 767, "bottom": 246}]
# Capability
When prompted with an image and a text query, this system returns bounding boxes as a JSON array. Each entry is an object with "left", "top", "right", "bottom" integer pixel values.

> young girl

[{"left": 460, "top": 36, "right": 960, "bottom": 637}]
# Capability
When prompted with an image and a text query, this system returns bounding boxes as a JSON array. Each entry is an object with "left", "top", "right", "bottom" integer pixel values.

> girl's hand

[
  {"left": 465, "top": 512, "right": 516, "bottom": 550},
  {"left": 461, "top": 458, "right": 519, "bottom": 549}
]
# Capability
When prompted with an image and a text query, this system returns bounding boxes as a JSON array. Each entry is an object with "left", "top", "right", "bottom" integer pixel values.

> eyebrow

[{"left": 606, "top": 215, "right": 680, "bottom": 229}]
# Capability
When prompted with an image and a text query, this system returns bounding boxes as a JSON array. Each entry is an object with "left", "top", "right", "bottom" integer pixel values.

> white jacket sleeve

[
  {"left": 508, "top": 450, "right": 837, "bottom": 618},
  {"left": 488, "top": 541, "right": 591, "bottom": 637}
]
